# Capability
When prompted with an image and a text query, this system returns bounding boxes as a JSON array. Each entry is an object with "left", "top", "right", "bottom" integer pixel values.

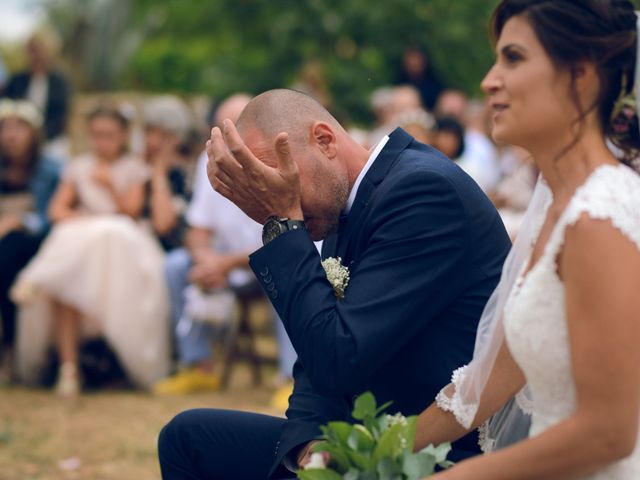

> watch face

[{"left": 262, "top": 218, "right": 285, "bottom": 244}]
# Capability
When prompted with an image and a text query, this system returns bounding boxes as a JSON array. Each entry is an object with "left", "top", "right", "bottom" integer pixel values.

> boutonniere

[{"left": 321, "top": 257, "right": 350, "bottom": 299}]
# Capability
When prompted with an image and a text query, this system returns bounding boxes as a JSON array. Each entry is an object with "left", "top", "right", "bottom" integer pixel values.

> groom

[{"left": 158, "top": 89, "right": 510, "bottom": 479}]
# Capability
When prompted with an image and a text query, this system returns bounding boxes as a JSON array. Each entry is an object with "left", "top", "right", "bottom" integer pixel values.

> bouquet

[{"left": 298, "top": 392, "right": 453, "bottom": 480}]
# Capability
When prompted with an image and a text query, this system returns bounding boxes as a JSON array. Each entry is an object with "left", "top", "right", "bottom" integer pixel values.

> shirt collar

[{"left": 344, "top": 135, "right": 389, "bottom": 214}]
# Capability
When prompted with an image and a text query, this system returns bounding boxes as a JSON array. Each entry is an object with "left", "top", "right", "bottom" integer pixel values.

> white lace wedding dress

[{"left": 503, "top": 163, "right": 640, "bottom": 479}]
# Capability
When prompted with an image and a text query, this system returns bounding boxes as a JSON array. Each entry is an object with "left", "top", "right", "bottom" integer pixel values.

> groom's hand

[
  {"left": 297, "top": 441, "right": 329, "bottom": 469},
  {"left": 206, "top": 119, "right": 304, "bottom": 225}
]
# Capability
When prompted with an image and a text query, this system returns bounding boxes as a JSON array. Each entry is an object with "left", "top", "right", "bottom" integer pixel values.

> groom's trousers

[{"left": 158, "top": 408, "right": 294, "bottom": 479}]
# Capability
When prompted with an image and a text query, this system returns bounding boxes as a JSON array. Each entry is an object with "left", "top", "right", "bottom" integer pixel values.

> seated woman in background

[
  {"left": 0, "top": 100, "right": 60, "bottom": 383},
  {"left": 12, "top": 105, "right": 169, "bottom": 397},
  {"left": 140, "top": 95, "right": 193, "bottom": 251},
  {"left": 432, "top": 115, "right": 466, "bottom": 162}
]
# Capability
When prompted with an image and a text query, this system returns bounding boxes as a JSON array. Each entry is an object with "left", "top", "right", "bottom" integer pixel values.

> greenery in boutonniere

[{"left": 298, "top": 392, "right": 453, "bottom": 480}]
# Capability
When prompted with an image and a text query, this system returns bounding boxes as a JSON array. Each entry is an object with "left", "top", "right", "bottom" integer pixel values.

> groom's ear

[{"left": 311, "top": 122, "right": 337, "bottom": 159}]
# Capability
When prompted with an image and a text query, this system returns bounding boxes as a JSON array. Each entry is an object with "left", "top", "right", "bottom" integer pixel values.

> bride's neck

[{"left": 529, "top": 130, "right": 618, "bottom": 205}]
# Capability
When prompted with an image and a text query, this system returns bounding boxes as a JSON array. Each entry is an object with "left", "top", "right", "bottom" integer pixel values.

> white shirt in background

[
  {"left": 27, "top": 73, "right": 48, "bottom": 114},
  {"left": 187, "top": 152, "right": 262, "bottom": 287}
]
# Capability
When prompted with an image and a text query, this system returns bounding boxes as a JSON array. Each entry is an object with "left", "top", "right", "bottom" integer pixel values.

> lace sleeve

[
  {"left": 562, "top": 164, "right": 640, "bottom": 253},
  {"left": 435, "top": 365, "right": 478, "bottom": 429}
]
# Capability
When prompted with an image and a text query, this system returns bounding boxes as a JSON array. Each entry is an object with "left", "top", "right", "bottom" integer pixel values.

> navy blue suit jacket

[
  {"left": 3, "top": 71, "right": 70, "bottom": 139},
  {"left": 249, "top": 128, "right": 511, "bottom": 478}
]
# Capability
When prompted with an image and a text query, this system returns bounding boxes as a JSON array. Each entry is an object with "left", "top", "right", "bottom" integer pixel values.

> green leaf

[
  {"left": 403, "top": 416, "right": 418, "bottom": 453},
  {"left": 345, "top": 448, "right": 374, "bottom": 472},
  {"left": 373, "top": 423, "right": 406, "bottom": 463},
  {"left": 420, "top": 443, "right": 452, "bottom": 464},
  {"left": 297, "top": 468, "right": 343, "bottom": 480},
  {"left": 343, "top": 469, "right": 360, "bottom": 480},
  {"left": 377, "top": 456, "right": 403, "bottom": 480},
  {"left": 375, "top": 400, "right": 394, "bottom": 416},
  {"left": 321, "top": 421, "right": 353, "bottom": 447},
  {"left": 402, "top": 451, "right": 436, "bottom": 480},
  {"left": 313, "top": 442, "right": 351, "bottom": 473},
  {"left": 376, "top": 415, "right": 390, "bottom": 434},
  {"left": 347, "top": 424, "right": 376, "bottom": 453},
  {"left": 352, "top": 392, "right": 377, "bottom": 420},
  {"left": 364, "top": 416, "right": 379, "bottom": 440},
  {"left": 359, "top": 472, "right": 379, "bottom": 480}
]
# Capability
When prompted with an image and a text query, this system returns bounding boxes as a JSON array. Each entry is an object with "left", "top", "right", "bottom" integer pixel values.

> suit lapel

[{"left": 335, "top": 128, "right": 413, "bottom": 261}]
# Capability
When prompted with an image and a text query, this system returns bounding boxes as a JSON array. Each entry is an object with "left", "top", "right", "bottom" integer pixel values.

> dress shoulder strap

[{"left": 546, "top": 164, "right": 640, "bottom": 260}]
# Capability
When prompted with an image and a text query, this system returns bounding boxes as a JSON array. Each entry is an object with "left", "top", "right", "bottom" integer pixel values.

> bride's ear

[{"left": 574, "top": 61, "right": 600, "bottom": 106}]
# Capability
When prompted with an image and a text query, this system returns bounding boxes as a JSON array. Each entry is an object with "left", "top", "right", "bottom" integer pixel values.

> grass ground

[{"left": 0, "top": 366, "right": 283, "bottom": 480}]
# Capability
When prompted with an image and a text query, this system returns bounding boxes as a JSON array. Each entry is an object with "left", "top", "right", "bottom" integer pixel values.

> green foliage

[
  {"left": 299, "top": 392, "right": 452, "bottom": 480},
  {"left": 119, "top": 0, "right": 501, "bottom": 124}
]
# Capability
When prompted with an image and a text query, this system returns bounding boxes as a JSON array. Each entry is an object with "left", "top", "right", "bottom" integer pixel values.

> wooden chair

[{"left": 220, "top": 283, "right": 277, "bottom": 389}]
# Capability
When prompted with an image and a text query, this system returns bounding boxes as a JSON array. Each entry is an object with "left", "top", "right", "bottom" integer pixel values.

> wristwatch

[{"left": 262, "top": 216, "right": 306, "bottom": 245}]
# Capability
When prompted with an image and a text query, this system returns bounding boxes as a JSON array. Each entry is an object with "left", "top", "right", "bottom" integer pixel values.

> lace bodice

[{"left": 503, "top": 163, "right": 640, "bottom": 479}]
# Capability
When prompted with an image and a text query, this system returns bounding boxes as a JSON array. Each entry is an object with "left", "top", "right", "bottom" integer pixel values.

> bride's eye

[{"left": 502, "top": 47, "right": 524, "bottom": 65}]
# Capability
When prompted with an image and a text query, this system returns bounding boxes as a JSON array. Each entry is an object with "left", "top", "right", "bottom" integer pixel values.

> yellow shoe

[
  {"left": 152, "top": 368, "right": 221, "bottom": 395},
  {"left": 270, "top": 381, "right": 293, "bottom": 412}
]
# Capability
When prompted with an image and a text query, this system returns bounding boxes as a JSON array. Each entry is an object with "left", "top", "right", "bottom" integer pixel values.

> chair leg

[
  {"left": 220, "top": 297, "right": 263, "bottom": 388},
  {"left": 239, "top": 300, "right": 262, "bottom": 386}
]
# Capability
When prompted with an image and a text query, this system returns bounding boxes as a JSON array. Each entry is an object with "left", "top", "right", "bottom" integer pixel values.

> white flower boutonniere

[{"left": 321, "top": 257, "right": 350, "bottom": 299}]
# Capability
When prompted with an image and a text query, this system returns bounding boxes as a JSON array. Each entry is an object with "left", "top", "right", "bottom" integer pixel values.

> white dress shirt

[{"left": 344, "top": 135, "right": 389, "bottom": 214}]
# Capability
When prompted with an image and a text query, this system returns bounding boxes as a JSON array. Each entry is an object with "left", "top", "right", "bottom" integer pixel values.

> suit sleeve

[
  {"left": 269, "top": 359, "right": 350, "bottom": 477},
  {"left": 250, "top": 169, "right": 472, "bottom": 395}
]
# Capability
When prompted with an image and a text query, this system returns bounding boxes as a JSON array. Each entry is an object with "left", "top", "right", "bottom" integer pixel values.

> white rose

[{"left": 304, "top": 452, "right": 328, "bottom": 470}]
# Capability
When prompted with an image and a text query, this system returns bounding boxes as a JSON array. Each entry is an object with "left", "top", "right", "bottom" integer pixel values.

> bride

[{"left": 415, "top": 0, "right": 640, "bottom": 478}]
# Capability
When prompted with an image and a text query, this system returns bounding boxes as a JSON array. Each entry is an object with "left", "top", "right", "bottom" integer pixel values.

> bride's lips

[{"left": 490, "top": 102, "right": 509, "bottom": 118}]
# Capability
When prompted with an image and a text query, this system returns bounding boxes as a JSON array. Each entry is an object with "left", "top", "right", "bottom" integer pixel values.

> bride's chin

[{"left": 490, "top": 127, "right": 512, "bottom": 146}]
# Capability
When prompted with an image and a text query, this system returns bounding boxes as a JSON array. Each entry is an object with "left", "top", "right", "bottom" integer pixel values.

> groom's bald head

[
  {"left": 236, "top": 89, "right": 343, "bottom": 146},
  {"left": 233, "top": 89, "right": 356, "bottom": 241}
]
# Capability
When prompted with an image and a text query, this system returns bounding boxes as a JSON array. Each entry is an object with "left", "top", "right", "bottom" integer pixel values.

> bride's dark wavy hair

[{"left": 491, "top": 0, "right": 640, "bottom": 165}]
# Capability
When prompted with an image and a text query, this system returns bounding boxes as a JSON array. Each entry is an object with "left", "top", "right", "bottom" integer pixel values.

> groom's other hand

[
  {"left": 188, "top": 251, "right": 232, "bottom": 289},
  {"left": 206, "top": 119, "right": 304, "bottom": 224}
]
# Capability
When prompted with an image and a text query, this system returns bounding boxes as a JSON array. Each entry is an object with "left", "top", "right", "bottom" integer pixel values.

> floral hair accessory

[
  {"left": 610, "top": 73, "right": 637, "bottom": 139},
  {"left": 321, "top": 257, "right": 350, "bottom": 299}
]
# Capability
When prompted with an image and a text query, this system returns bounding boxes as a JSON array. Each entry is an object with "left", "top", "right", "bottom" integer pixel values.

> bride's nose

[{"left": 481, "top": 64, "right": 502, "bottom": 96}]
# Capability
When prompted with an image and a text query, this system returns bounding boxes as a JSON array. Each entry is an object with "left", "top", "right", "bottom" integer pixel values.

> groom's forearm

[{"left": 249, "top": 228, "right": 344, "bottom": 392}]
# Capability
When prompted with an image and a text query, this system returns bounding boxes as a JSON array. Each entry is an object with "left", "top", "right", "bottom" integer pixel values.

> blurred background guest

[
  {"left": 395, "top": 45, "right": 444, "bottom": 111},
  {"left": 491, "top": 145, "right": 537, "bottom": 239},
  {"left": 155, "top": 93, "right": 254, "bottom": 395},
  {"left": 0, "top": 52, "right": 7, "bottom": 93},
  {"left": 368, "top": 85, "right": 424, "bottom": 147},
  {"left": 0, "top": 99, "right": 61, "bottom": 383},
  {"left": 11, "top": 105, "right": 169, "bottom": 398},
  {"left": 291, "top": 59, "right": 333, "bottom": 111},
  {"left": 141, "top": 95, "right": 194, "bottom": 251},
  {"left": 395, "top": 108, "right": 434, "bottom": 144},
  {"left": 2, "top": 30, "right": 71, "bottom": 159},
  {"left": 435, "top": 89, "right": 500, "bottom": 193},
  {"left": 432, "top": 115, "right": 465, "bottom": 161},
  {"left": 155, "top": 93, "right": 297, "bottom": 398}
]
